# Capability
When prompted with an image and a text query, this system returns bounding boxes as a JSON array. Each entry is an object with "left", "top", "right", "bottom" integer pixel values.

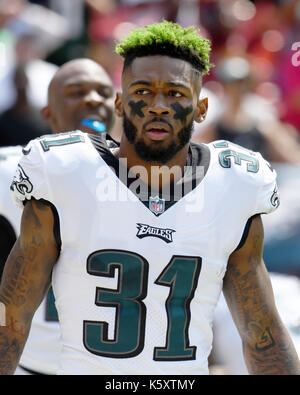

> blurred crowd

[{"left": 0, "top": 0, "right": 300, "bottom": 156}]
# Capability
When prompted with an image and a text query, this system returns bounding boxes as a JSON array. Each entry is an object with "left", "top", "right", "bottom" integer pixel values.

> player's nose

[{"left": 147, "top": 93, "right": 170, "bottom": 116}]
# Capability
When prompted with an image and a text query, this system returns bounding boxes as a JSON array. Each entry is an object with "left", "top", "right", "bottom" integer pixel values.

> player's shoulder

[
  {"left": 10, "top": 131, "right": 90, "bottom": 208},
  {"left": 22, "top": 130, "right": 114, "bottom": 162},
  {"left": 19, "top": 131, "right": 107, "bottom": 172},
  {"left": 205, "top": 140, "right": 279, "bottom": 214},
  {"left": 206, "top": 139, "right": 276, "bottom": 185},
  {"left": 22, "top": 130, "right": 86, "bottom": 157},
  {"left": 10, "top": 131, "right": 117, "bottom": 208}
]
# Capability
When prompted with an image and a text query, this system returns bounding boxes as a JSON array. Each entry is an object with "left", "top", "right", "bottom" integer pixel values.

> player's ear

[
  {"left": 41, "top": 106, "right": 51, "bottom": 123},
  {"left": 114, "top": 92, "right": 123, "bottom": 117},
  {"left": 41, "top": 106, "right": 58, "bottom": 132},
  {"left": 195, "top": 97, "right": 208, "bottom": 123}
]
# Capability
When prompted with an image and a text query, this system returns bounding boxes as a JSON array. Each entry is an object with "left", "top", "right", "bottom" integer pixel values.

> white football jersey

[
  {"left": 0, "top": 146, "right": 61, "bottom": 375},
  {"left": 11, "top": 131, "right": 279, "bottom": 375}
]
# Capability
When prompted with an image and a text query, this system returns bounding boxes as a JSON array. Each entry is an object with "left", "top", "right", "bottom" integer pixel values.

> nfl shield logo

[{"left": 149, "top": 196, "right": 165, "bottom": 216}]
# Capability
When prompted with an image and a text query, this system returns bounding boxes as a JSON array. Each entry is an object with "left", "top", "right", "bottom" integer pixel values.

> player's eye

[
  {"left": 169, "top": 90, "right": 184, "bottom": 98},
  {"left": 135, "top": 89, "right": 151, "bottom": 95}
]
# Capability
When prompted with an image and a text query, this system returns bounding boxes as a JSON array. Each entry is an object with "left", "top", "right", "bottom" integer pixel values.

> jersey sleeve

[
  {"left": 209, "top": 140, "right": 280, "bottom": 217},
  {"left": 10, "top": 138, "right": 51, "bottom": 208},
  {"left": 252, "top": 153, "right": 280, "bottom": 215}
]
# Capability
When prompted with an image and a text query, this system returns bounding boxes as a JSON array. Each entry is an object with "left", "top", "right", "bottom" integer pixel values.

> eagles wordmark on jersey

[
  {"left": 11, "top": 130, "right": 279, "bottom": 375},
  {"left": 136, "top": 223, "right": 176, "bottom": 243}
]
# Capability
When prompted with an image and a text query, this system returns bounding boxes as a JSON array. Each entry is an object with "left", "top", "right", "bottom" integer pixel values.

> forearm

[
  {"left": 242, "top": 317, "right": 300, "bottom": 375},
  {"left": 225, "top": 266, "right": 300, "bottom": 374},
  {"left": 0, "top": 243, "right": 32, "bottom": 374},
  {"left": 225, "top": 266, "right": 300, "bottom": 375},
  {"left": 224, "top": 215, "right": 300, "bottom": 375},
  {"left": 0, "top": 199, "right": 59, "bottom": 375},
  {"left": 0, "top": 309, "right": 31, "bottom": 375},
  {"left": 0, "top": 240, "right": 47, "bottom": 375}
]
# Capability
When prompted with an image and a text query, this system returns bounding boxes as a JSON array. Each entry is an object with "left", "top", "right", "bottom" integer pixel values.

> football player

[{"left": 1, "top": 22, "right": 299, "bottom": 375}]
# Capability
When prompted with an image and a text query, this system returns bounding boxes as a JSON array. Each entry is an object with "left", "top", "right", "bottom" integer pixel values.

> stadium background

[{"left": 0, "top": 0, "right": 300, "bottom": 373}]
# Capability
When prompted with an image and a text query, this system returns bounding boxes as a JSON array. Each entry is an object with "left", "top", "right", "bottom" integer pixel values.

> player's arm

[
  {"left": 223, "top": 215, "right": 300, "bottom": 375},
  {"left": 0, "top": 198, "right": 59, "bottom": 375},
  {"left": 0, "top": 215, "right": 16, "bottom": 279}
]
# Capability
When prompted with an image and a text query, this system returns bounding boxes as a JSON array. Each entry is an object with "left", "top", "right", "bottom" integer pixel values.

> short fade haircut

[{"left": 115, "top": 20, "right": 213, "bottom": 76}]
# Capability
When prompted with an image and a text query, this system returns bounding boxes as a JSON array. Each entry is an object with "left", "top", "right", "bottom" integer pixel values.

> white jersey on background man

[
  {"left": 0, "top": 146, "right": 61, "bottom": 375},
  {"left": 0, "top": 146, "right": 23, "bottom": 233},
  {"left": 11, "top": 131, "right": 279, "bottom": 375}
]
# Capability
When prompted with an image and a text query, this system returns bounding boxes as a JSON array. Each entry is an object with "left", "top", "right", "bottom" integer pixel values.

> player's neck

[{"left": 117, "top": 139, "right": 189, "bottom": 190}]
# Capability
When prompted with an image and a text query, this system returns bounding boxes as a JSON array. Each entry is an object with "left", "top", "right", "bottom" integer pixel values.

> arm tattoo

[
  {"left": 0, "top": 203, "right": 44, "bottom": 307},
  {"left": 0, "top": 333, "right": 23, "bottom": 374},
  {"left": 224, "top": 218, "right": 300, "bottom": 374},
  {"left": 0, "top": 256, "right": 30, "bottom": 307},
  {"left": 0, "top": 199, "right": 58, "bottom": 374}
]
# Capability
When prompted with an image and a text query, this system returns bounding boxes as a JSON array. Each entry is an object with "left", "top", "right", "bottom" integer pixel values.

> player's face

[
  {"left": 48, "top": 65, "right": 114, "bottom": 134},
  {"left": 116, "top": 55, "right": 207, "bottom": 163}
]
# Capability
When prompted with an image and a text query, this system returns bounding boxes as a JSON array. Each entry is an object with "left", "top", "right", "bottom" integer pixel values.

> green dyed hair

[{"left": 115, "top": 20, "right": 212, "bottom": 76}]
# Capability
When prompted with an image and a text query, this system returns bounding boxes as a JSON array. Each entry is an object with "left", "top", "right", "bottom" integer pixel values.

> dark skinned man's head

[
  {"left": 114, "top": 21, "right": 212, "bottom": 164},
  {"left": 42, "top": 58, "right": 114, "bottom": 135}
]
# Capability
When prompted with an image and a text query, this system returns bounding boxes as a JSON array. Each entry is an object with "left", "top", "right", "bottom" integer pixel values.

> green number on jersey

[
  {"left": 84, "top": 250, "right": 148, "bottom": 358},
  {"left": 214, "top": 141, "right": 259, "bottom": 173},
  {"left": 84, "top": 250, "right": 202, "bottom": 361},
  {"left": 219, "top": 149, "right": 259, "bottom": 172},
  {"left": 39, "top": 133, "right": 84, "bottom": 152},
  {"left": 154, "top": 255, "right": 202, "bottom": 360},
  {"left": 45, "top": 287, "right": 59, "bottom": 321}
]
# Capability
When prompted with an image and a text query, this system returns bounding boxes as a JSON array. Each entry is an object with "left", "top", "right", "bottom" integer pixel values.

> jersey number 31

[{"left": 83, "top": 249, "right": 202, "bottom": 361}]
